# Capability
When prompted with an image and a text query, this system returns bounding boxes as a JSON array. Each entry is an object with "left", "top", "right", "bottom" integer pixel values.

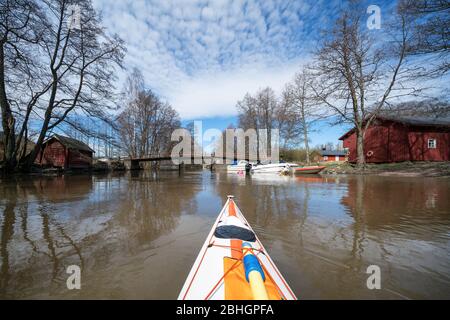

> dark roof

[
  {"left": 339, "top": 115, "right": 450, "bottom": 140},
  {"left": 319, "top": 150, "right": 347, "bottom": 156},
  {"left": 379, "top": 115, "right": 450, "bottom": 127},
  {"left": 46, "top": 134, "right": 94, "bottom": 152}
]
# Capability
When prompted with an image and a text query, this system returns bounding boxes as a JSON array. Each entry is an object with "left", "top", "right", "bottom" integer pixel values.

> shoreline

[
  {"left": 2, "top": 161, "right": 449, "bottom": 178},
  {"left": 320, "top": 161, "right": 450, "bottom": 178}
]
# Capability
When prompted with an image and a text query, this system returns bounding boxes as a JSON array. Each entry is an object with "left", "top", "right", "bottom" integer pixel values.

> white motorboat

[
  {"left": 250, "top": 162, "right": 299, "bottom": 174},
  {"left": 227, "top": 160, "right": 250, "bottom": 173}
]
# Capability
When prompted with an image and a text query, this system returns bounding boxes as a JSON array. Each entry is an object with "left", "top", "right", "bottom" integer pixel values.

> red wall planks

[{"left": 341, "top": 120, "right": 450, "bottom": 163}]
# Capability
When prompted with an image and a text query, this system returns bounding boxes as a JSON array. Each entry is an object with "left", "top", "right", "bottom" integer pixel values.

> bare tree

[
  {"left": 397, "top": 0, "right": 450, "bottom": 76},
  {"left": 237, "top": 93, "right": 260, "bottom": 159},
  {"left": 310, "top": 5, "right": 414, "bottom": 167},
  {"left": 283, "top": 68, "right": 324, "bottom": 164},
  {"left": 117, "top": 70, "right": 180, "bottom": 159},
  {"left": 24, "top": 0, "right": 125, "bottom": 169},
  {"left": 237, "top": 87, "right": 294, "bottom": 161},
  {"left": 0, "top": 0, "right": 44, "bottom": 170},
  {"left": 277, "top": 88, "right": 303, "bottom": 150},
  {"left": 1, "top": 0, "right": 125, "bottom": 172}
]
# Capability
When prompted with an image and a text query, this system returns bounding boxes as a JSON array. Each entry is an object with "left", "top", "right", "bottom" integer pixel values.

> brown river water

[{"left": 0, "top": 171, "right": 449, "bottom": 299}]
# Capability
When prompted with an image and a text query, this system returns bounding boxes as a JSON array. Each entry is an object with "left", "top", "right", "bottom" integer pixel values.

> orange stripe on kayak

[
  {"left": 223, "top": 257, "right": 282, "bottom": 300},
  {"left": 228, "top": 200, "right": 242, "bottom": 260},
  {"left": 228, "top": 200, "right": 236, "bottom": 216},
  {"left": 230, "top": 239, "right": 243, "bottom": 260}
]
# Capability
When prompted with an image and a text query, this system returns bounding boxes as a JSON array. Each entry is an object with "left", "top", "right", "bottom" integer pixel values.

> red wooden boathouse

[
  {"left": 339, "top": 116, "right": 450, "bottom": 163},
  {"left": 36, "top": 134, "right": 94, "bottom": 169}
]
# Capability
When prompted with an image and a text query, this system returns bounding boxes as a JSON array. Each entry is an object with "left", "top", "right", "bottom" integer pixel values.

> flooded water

[{"left": 0, "top": 171, "right": 449, "bottom": 299}]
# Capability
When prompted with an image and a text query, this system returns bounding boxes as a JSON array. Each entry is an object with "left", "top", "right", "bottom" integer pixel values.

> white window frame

[
  {"left": 428, "top": 139, "right": 436, "bottom": 149},
  {"left": 323, "top": 156, "right": 328, "bottom": 161}
]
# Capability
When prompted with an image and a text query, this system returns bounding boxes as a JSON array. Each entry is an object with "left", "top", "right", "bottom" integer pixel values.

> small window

[
  {"left": 428, "top": 139, "right": 437, "bottom": 149},
  {"left": 323, "top": 156, "right": 328, "bottom": 161}
]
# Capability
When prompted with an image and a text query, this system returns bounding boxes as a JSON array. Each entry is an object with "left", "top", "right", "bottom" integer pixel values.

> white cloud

[
  {"left": 170, "top": 60, "right": 306, "bottom": 119},
  {"left": 92, "top": 0, "right": 328, "bottom": 119}
]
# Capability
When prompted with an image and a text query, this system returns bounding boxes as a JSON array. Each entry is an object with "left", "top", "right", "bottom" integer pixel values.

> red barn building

[
  {"left": 319, "top": 150, "right": 347, "bottom": 162},
  {"left": 36, "top": 134, "right": 94, "bottom": 169},
  {"left": 339, "top": 116, "right": 450, "bottom": 163}
]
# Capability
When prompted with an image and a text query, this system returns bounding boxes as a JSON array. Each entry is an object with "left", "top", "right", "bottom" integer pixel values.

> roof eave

[{"left": 338, "top": 128, "right": 355, "bottom": 140}]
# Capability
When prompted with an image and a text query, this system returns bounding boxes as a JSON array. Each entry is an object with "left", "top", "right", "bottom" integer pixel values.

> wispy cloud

[
  {"left": 93, "top": 0, "right": 341, "bottom": 118},
  {"left": 171, "top": 60, "right": 310, "bottom": 118}
]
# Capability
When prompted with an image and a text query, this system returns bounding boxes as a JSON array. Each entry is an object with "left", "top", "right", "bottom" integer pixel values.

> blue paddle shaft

[{"left": 242, "top": 242, "right": 265, "bottom": 282}]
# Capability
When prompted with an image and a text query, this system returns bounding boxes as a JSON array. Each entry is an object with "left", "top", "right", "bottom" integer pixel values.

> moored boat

[
  {"left": 227, "top": 160, "right": 250, "bottom": 173},
  {"left": 250, "top": 162, "right": 298, "bottom": 174},
  {"left": 178, "top": 196, "right": 297, "bottom": 300},
  {"left": 294, "top": 165, "right": 326, "bottom": 175}
]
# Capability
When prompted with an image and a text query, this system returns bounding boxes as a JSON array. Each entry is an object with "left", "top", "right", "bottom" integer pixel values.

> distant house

[
  {"left": 339, "top": 115, "right": 450, "bottom": 163},
  {"left": 35, "top": 134, "right": 94, "bottom": 169},
  {"left": 319, "top": 150, "right": 347, "bottom": 162}
]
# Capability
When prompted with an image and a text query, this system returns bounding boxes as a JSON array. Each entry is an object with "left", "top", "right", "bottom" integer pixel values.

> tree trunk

[
  {"left": 0, "top": 43, "right": 17, "bottom": 172},
  {"left": 22, "top": 88, "right": 55, "bottom": 171},
  {"left": 356, "top": 129, "right": 365, "bottom": 168},
  {"left": 254, "top": 119, "right": 260, "bottom": 162},
  {"left": 300, "top": 98, "right": 310, "bottom": 165},
  {"left": 304, "top": 129, "right": 310, "bottom": 165}
]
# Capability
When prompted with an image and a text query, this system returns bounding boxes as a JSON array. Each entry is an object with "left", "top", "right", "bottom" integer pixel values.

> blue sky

[{"left": 92, "top": 0, "right": 393, "bottom": 146}]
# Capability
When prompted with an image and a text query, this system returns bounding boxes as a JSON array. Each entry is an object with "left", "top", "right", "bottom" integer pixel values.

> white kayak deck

[{"left": 178, "top": 196, "right": 297, "bottom": 300}]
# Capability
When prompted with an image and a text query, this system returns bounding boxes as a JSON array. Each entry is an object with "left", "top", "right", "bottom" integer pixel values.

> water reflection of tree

[
  {"left": 339, "top": 175, "right": 450, "bottom": 275},
  {"left": 341, "top": 176, "right": 450, "bottom": 236},
  {"left": 213, "top": 174, "right": 308, "bottom": 247},
  {"left": 33, "top": 175, "right": 94, "bottom": 203},
  {"left": 0, "top": 172, "right": 199, "bottom": 298},
  {"left": 0, "top": 183, "right": 16, "bottom": 297},
  {"left": 0, "top": 175, "right": 90, "bottom": 298},
  {"left": 115, "top": 171, "right": 199, "bottom": 245}
]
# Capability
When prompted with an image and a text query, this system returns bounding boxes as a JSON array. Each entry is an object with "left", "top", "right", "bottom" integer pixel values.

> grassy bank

[{"left": 321, "top": 161, "right": 450, "bottom": 177}]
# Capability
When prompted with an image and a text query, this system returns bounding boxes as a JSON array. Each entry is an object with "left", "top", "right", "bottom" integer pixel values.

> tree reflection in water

[
  {"left": 0, "top": 172, "right": 199, "bottom": 298},
  {"left": 213, "top": 173, "right": 450, "bottom": 299},
  {"left": 0, "top": 172, "right": 449, "bottom": 299}
]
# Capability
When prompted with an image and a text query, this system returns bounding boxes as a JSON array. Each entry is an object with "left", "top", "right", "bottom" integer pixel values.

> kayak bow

[{"left": 178, "top": 196, "right": 297, "bottom": 300}]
